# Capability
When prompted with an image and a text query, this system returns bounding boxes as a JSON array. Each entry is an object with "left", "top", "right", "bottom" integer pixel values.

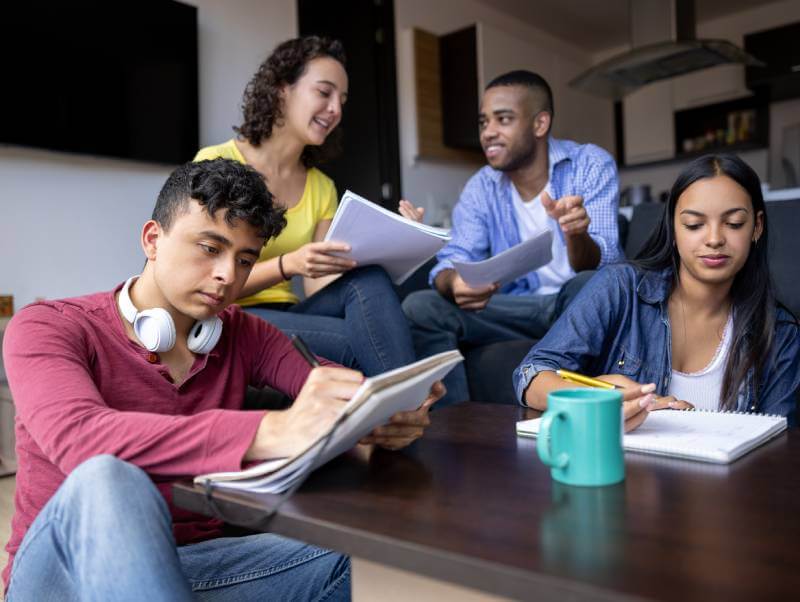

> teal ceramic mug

[{"left": 537, "top": 388, "right": 624, "bottom": 486}]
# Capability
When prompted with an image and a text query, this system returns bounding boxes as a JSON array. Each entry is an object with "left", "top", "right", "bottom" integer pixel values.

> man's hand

[
  {"left": 437, "top": 270, "right": 498, "bottom": 311},
  {"left": 541, "top": 191, "right": 590, "bottom": 238},
  {"left": 245, "top": 367, "right": 364, "bottom": 460},
  {"left": 359, "top": 381, "right": 445, "bottom": 450},
  {"left": 398, "top": 199, "right": 425, "bottom": 223},
  {"left": 597, "top": 374, "right": 693, "bottom": 432}
]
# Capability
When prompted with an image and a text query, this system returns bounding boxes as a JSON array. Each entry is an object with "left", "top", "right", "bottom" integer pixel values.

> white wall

[
  {"left": 0, "top": 0, "right": 296, "bottom": 309},
  {"left": 394, "top": 0, "right": 614, "bottom": 225}
]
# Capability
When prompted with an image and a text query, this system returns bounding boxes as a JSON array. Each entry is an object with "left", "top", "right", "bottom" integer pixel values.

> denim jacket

[{"left": 513, "top": 263, "right": 800, "bottom": 424}]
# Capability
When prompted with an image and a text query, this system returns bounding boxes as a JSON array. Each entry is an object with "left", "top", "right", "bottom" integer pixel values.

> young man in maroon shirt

[{"left": 2, "top": 158, "right": 441, "bottom": 601}]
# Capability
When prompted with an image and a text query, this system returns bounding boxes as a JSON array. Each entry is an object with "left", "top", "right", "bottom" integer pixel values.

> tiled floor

[{"left": 0, "top": 475, "right": 13, "bottom": 601}]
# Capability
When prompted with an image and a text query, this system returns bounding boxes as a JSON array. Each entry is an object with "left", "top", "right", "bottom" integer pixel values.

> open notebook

[
  {"left": 324, "top": 190, "right": 451, "bottom": 284},
  {"left": 196, "top": 350, "right": 463, "bottom": 493},
  {"left": 517, "top": 409, "right": 787, "bottom": 464}
]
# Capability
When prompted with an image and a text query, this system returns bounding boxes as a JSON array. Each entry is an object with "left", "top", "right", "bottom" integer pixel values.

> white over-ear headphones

[{"left": 118, "top": 276, "right": 223, "bottom": 354}]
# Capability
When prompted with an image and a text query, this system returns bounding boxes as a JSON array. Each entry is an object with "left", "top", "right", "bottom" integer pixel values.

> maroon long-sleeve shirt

[{"left": 2, "top": 284, "right": 325, "bottom": 589}]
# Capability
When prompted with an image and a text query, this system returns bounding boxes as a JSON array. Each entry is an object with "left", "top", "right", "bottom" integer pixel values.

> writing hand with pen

[
  {"left": 244, "top": 336, "right": 446, "bottom": 461},
  {"left": 595, "top": 374, "right": 694, "bottom": 432}
]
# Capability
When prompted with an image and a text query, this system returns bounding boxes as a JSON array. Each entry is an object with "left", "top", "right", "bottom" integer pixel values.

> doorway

[{"left": 297, "top": 0, "right": 401, "bottom": 209}]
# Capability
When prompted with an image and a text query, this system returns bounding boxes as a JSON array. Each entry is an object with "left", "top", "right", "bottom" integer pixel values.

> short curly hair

[
  {"left": 153, "top": 159, "right": 287, "bottom": 241},
  {"left": 234, "top": 36, "right": 347, "bottom": 168}
]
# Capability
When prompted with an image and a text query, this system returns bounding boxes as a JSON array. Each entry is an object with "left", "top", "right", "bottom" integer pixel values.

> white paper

[
  {"left": 196, "top": 350, "right": 463, "bottom": 493},
  {"left": 452, "top": 230, "right": 553, "bottom": 287},
  {"left": 324, "top": 190, "right": 451, "bottom": 284}
]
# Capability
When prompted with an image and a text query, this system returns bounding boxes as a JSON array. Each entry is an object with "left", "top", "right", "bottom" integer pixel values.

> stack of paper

[{"left": 324, "top": 190, "right": 451, "bottom": 284}]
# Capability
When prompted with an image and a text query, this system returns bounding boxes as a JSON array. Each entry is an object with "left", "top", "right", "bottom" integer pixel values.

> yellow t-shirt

[{"left": 194, "top": 140, "right": 338, "bottom": 305}]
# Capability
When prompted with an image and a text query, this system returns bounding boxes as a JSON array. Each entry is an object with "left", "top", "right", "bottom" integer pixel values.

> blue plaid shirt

[{"left": 430, "top": 137, "right": 622, "bottom": 295}]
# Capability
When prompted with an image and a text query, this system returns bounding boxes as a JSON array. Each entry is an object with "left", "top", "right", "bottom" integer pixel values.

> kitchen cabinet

[
  {"left": 671, "top": 64, "right": 750, "bottom": 110},
  {"left": 746, "top": 22, "right": 800, "bottom": 101},
  {"left": 623, "top": 80, "right": 674, "bottom": 164}
]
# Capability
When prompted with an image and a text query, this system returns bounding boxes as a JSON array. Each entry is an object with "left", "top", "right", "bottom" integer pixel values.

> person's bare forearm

[
  {"left": 524, "top": 370, "right": 580, "bottom": 409},
  {"left": 303, "top": 273, "right": 340, "bottom": 297},
  {"left": 434, "top": 269, "right": 456, "bottom": 300},
  {"left": 565, "top": 233, "right": 600, "bottom": 272},
  {"left": 240, "top": 258, "right": 284, "bottom": 298}
]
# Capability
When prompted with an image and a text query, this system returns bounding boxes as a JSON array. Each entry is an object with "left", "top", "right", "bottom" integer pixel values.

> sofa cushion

[
  {"left": 464, "top": 339, "right": 536, "bottom": 404},
  {"left": 765, "top": 199, "right": 800, "bottom": 317}
]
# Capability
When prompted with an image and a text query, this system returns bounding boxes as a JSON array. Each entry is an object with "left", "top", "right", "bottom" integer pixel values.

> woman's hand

[
  {"left": 597, "top": 374, "right": 694, "bottom": 432},
  {"left": 285, "top": 241, "right": 357, "bottom": 279},
  {"left": 398, "top": 199, "right": 425, "bottom": 223},
  {"left": 596, "top": 374, "right": 656, "bottom": 432}
]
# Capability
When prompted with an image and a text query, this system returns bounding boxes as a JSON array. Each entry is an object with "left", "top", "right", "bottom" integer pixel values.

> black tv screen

[{"left": 0, "top": 0, "right": 198, "bottom": 165}]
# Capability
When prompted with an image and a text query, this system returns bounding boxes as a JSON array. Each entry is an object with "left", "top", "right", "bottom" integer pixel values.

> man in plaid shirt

[{"left": 403, "top": 70, "right": 622, "bottom": 405}]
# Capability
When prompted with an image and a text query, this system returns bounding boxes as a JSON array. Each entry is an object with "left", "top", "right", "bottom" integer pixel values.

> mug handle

[{"left": 537, "top": 410, "right": 569, "bottom": 469}]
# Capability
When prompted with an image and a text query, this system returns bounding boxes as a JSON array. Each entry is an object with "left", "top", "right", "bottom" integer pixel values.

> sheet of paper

[{"left": 452, "top": 230, "right": 553, "bottom": 287}]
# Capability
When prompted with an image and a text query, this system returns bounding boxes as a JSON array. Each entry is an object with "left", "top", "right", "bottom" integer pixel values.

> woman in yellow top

[{"left": 195, "top": 36, "right": 423, "bottom": 375}]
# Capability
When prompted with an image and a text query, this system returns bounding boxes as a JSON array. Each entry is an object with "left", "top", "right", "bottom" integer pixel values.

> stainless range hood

[{"left": 570, "top": 0, "right": 764, "bottom": 100}]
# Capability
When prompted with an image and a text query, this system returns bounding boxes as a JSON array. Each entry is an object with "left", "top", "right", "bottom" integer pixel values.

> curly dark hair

[
  {"left": 234, "top": 36, "right": 346, "bottom": 168},
  {"left": 153, "top": 159, "right": 287, "bottom": 241}
]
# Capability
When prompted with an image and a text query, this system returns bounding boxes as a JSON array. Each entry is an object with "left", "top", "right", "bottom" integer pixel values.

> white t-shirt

[
  {"left": 511, "top": 183, "right": 575, "bottom": 296},
  {"left": 668, "top": 314, "right": 733, "bottom": 411}
]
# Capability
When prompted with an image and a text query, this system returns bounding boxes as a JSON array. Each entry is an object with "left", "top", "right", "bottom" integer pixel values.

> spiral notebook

[{"left": 516, "top": 410, "right": 787, "bottom": 464}]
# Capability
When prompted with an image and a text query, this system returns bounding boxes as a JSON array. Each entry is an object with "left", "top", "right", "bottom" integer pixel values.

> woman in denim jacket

[{"left": 514, "top": 154, "right": 799, "bottom": 431}]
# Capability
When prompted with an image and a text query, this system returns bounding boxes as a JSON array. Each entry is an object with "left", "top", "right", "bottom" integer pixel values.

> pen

[
  {"left": 556, "top": 369, "right": 623, "bottom": 390},
  {"left": 291, "top": 334, "right": 321, "bottom": 368}
]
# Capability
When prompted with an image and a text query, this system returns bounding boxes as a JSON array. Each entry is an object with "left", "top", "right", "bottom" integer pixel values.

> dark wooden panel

[
  {"left": 440, "top": 25, "right": 481, "bottom": 151},
  {"left": 175, "top": 403, "right": 800, "bottom": 601}
]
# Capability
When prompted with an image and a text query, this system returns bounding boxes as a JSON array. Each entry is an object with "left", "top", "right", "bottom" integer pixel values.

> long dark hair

[
  {"left": 234, "top": 36, "right": 346, "bottom": 168},
  {"left": 634, "top": 154, "right": 774, "bottom": 411}
]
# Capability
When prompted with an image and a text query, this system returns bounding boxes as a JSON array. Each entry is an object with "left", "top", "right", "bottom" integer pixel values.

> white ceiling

[{"left": 476, "top": 0, "right": 784, "bottom": 53}]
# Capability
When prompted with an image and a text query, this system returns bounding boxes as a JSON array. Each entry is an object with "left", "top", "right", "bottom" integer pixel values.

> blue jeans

[
  {"left": 6, "top": 455, "right": 350, "bottom": 602},
  {"left": 402, "top": 291, "right": 558, "bottom": 405},
  {"left": 246, "top": 266, "right": 415, "bottom": 376}
]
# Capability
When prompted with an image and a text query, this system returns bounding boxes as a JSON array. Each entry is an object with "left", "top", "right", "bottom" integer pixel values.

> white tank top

[
  {"left": 510, "top": 183, "right": 575, "bottom": 295},
  {"left": 668, "top": 314, "right": 733, "bottom": 411}
]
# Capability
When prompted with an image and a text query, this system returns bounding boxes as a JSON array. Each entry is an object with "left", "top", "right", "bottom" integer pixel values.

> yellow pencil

[{"left": 556, "top": 369, "right": 623, "bottom": 390}]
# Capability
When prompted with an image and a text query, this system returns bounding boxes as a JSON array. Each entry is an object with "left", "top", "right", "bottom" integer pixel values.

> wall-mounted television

[{"left": 0, "top": 0, "right": 198, "bottom": 165}]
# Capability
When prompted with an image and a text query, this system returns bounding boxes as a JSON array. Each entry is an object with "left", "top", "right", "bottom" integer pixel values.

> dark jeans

[
  {"left": 246, "top": 266, "right": 416, "bottom": 376},
  {"left": 401, "top": 271, "right": 596, "bottom": 405}
]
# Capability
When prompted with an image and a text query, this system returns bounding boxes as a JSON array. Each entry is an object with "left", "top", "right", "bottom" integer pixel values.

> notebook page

[
  {"left": 624, "top": 410, "right": 786, "bottom": 463},
  {"left": 516, "top": 410, "right": 787, "bottom": 464}
]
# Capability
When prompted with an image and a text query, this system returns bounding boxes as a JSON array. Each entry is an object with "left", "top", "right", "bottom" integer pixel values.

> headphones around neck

[{"left": 118, "top": 276, "right": 223, "bottom": 354}]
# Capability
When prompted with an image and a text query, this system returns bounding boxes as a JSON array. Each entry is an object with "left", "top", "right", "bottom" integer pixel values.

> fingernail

[
  {"left": 641, "top": 383, "right": 656, "bottom": 393},
  {"left": 639, "top": 394, "right": 654, "bottom": 408}
]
